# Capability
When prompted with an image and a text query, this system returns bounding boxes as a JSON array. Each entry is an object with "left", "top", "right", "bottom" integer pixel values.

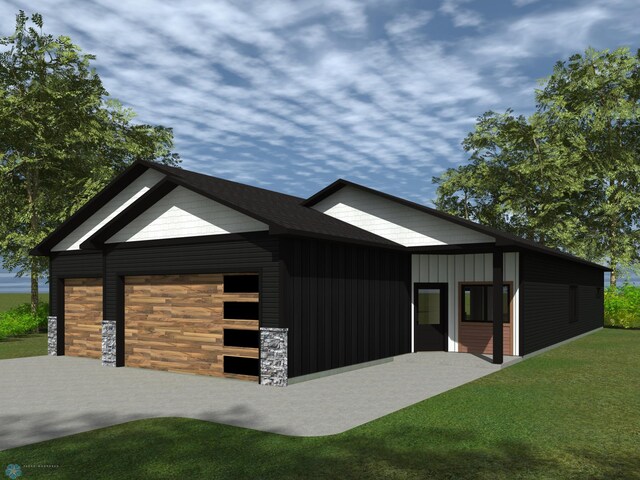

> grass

[
  {"left": 0, "top": 328, "right": 638, "bottom": 479},
  {"left": 0, "top": 292, "right": 48, "bottom": 312},
  {"left": 0, "top": 333, "right": 47, "bottom": 359}
]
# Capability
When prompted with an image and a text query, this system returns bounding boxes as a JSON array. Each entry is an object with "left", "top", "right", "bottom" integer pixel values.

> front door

[{"left": 414, "top": 283, "right": 448, "bottom": 351}]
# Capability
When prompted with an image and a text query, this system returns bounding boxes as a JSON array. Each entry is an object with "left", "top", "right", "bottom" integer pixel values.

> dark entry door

[{"left": 414, "top": 283, "right": 448, "bottom": 351}]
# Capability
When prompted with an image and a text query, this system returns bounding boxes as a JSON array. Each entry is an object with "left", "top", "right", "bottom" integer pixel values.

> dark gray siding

[
  {"left": 47, "top": 234, "right": 279, "bottom": 327},
  {"left": 520, "top": 251, "right": 604, "bottom": 355},
  {"left": 49, "top": 251, "right": 103, "bottom": 315},
  {"left": 281, "top": 238, "right": 411, "bottom": 378},
  {"left": 104, "top": 233, "right": 280, "bottom": 327}
]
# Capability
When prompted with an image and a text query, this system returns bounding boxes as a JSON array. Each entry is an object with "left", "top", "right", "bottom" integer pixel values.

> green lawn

[
  {"left": 0, "top": 333, "right": 47, "bottom": 359},
  {"left": 0, "top": 292, "right": 48, "bottom": 312},
  {"left": 0, "top": 329, "right": 638, "bottom": 479}
]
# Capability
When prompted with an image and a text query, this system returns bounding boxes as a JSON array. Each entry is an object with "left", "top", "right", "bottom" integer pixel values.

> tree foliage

[
  {"left": 434, "top": 47, "right": 640, "bottom": 286},
  {"left": 0, "top": 11, "right": 180, "bottom": 313}
]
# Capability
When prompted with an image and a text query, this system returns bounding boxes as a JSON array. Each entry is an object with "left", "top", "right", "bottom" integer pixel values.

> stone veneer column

[
  {"left": 260, "top": 327, "right": 288, "bottom": 386},
  {"left": 48, "top": 316, "right": 57, "bottom": 356},
  {"left": 102, "top": 320, "right": 116, "bottom": 367}
]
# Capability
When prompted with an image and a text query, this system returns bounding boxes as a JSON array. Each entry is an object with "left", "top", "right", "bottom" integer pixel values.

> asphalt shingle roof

[
  {"left": 145, "top": 161, "right": 401, "bottom": 249},
  {"left": 32, "top": 160, "right": 611, "bottom": 271}
]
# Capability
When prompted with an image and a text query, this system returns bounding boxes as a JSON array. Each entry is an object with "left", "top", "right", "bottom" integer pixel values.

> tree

[
  {"left": 434, "top": 48, "right": 640, "bottom": 286},
  {"left": 0, "top": 11, "right": 180, "bottom": 316}
]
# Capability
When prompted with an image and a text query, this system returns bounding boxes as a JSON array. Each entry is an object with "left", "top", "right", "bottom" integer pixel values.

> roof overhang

[
  {"left": 33, "top": 160, "right": 403, "bottom": 255},
  {"left": 30, "top": 162, "right": 150, "bottom": 256},
  {"left": 32, "top": 161, "right": 612, "bottom": 272},
  {"left": 303, "top": 179, "right": 611, "bottom": 271},
  {"left": 78, "top": 178, "right": 178, "bottom": 250}
]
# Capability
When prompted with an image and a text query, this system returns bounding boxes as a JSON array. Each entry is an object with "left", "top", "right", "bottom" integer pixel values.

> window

[
  {"left": 417, "top": 288, "right": 441, "bottom": 325},
  {"left": 224, "top": 329, "right": 259, "bottom": 348},
  {"left": 462, "top": 284, "right": 510, "bottom": 323},
  {"left": 223, "top": 356, "right": 259, "bottom": 376},
  {"left": 569, "top": 285, "right": 578, "bottom": 323},
  {"left": 224, "top": 275, "right": 259, "bottom": 293},
  {"left": 224, "top": 302, "right": 259, "bottom": 320}
]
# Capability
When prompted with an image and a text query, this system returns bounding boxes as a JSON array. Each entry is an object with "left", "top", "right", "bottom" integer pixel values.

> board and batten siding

[
  {"left": 411, "top": 252, "right": 520, "bottom": 355},
  {"left": 106, "top": 186, "right": 268, "bottom": 244},
  {"left": 281, "top": 237, "right": 411, "bottom": 379},
  {"left": 312, "top": 186, "right": 495, "bottom": 247},
  {"left": 49, "top": 251, "right": 104, "bottom": 316},
  {"left": 52, "top": 169, "right": 165, "bottom": 251},
  {"left": 519, "top": 251, "right": 604, "bottom": 355}
]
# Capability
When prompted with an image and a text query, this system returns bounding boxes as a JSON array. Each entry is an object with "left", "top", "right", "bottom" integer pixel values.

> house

[{"left": 31, "top": 160, "right": 608, "bottom": 386}]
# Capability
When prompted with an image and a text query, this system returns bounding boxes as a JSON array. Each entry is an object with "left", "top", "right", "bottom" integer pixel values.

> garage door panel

[
  {"left": 65, "top": 302, "right": 102, "bottom": 312},
  {"left": 151, "top": 348, "right": 201, "bottom": 359},
  {"left": 221, "top": 294, "right": 259, "bottom": 301},
  {"left": 219, "top": 347, "right": 260, "bottom": 359},
  {"left": 156, "top": 307, "right": 216, "bottom": 318},
  {"left": 153, "top": 363, "right": 220, "bottom": 376},
  {"left": 221, "top": 319, "right": 259, "bottom": 328},
  {"left": 124, "top": 274, "right": 259, "bottom": 379},
  {"left": 64, "top": 277, "right": 103, "bottom": 359}
]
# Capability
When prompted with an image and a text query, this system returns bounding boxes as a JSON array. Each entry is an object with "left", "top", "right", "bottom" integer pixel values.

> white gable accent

[
  {"left": 106, "top": 186, "right": 268, "bottom": 243},
  {"left": 312, "top": 186, "right": 494, "bottom": 247},
  {"left": 52, "top": 169, "right": 166, "bottom": 251}
]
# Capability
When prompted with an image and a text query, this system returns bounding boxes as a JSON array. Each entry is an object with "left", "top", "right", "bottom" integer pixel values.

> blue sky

[{"left": 1, "top": 0, "right": 638, "bottom": 290}]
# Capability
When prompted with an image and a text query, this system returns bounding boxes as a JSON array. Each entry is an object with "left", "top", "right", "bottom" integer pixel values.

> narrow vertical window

[{"left": 569, "top": 285, "right": 578, "bottom": 323}]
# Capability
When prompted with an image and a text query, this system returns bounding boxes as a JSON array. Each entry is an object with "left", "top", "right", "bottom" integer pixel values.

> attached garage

[
  {"left": 34, "top": 160, "right": 608, "bottom": 387},
  {"left": 124, "top": 273, "right": 260, "bottom": 380},
  {"left": 64, "top": 277, "right": 103, "bottom": 359}
]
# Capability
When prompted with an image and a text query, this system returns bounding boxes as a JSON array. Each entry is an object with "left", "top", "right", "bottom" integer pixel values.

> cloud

[
  {"left": 470, "top": 4, "right": 612, "bottom": 60},
  {"left": 1, "top": 0, "right": 639, "bottom": 203},
  {"left": 439, "top": 0, "right": 483, "bottom": 28},
  {"left": 385, "top": 11, "right": 434, "bottom": 36}
]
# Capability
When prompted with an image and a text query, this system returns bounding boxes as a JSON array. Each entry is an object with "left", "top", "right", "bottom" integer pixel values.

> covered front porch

[{"left": 411, "top": 250, "right": 521, "bottom": 364}]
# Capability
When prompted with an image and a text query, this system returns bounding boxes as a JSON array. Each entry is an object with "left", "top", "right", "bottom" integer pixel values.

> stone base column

[
  {"left": 48, "top": 316, "right": 57, "bottom": 356},
  {"left": 260, "top": 327, "right": 288, "bottom": 386},
  {"left": 102, "top": 320, "right": 116, "bottom": 367}
]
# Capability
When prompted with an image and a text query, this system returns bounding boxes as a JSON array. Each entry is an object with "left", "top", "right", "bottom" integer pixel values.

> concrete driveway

[{"left": 0, "top": 352, "right": 520, "bottom": 451}]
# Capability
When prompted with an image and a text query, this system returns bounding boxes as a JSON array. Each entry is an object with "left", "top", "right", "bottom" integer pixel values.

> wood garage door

[
  {"left": 124, "top": 274, "right": 259, "bottom": 379},
  {"left": 64, "top": 277, "right": 103, "bottom": 359}
]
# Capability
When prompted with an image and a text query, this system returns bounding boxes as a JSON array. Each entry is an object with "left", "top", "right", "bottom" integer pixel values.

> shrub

[
  {"left": 0, "top": 302, "right": 49, "bottom": 340},
  {"left": 604, "top": 284, "right": 640, "bottom": 329}
]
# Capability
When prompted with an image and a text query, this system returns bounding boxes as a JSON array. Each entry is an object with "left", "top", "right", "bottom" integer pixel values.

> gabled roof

[
  {"left": 31, "top": 160, "right": 401, "bottom": 255},
  {"left": 79, "top": 178, "right": 178, "bottom": 250},
  {"left": 30, "top": 163, "right": 149, "bottom": 255},
  {"left": 140, "top": 161, "right": 402, "bottom": 249},
  {"left": 32, "top": 160, "right": 611, "bottom": 271},
  {"left": 303, "top": 178, "right": 611, "bottom": 271}
]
